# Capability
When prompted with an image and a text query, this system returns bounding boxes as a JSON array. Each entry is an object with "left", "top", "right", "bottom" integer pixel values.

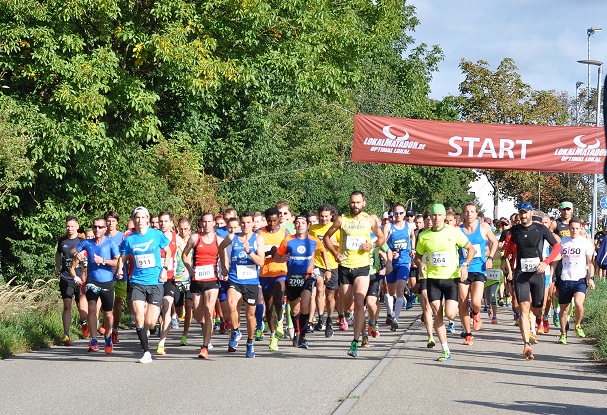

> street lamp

[
  {"left": 575, "top": 81, "right": 584, "bottom": 124},
  {"left": 577, "top": 59, "right": 603, "bottom": 236},
  {"left": 587, "top": 28, "right": 601, "bottom": 118}
]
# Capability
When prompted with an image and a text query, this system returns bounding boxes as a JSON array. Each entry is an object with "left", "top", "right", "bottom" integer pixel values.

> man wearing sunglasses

[{"left": 550, "top": 199, "right": 574, "bottom": 327}]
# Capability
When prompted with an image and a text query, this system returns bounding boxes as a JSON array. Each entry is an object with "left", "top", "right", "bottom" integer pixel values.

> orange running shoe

[
  {"left": 472, "top": 313, "right": 482, "bottom": 331},
  {"left": 112, "top": 330, "right": 119, "bottom": 344},
  {"left": 523, "top": 345, "right": 534, "bottom": 360},
  {"left": 198, "top": 347, "right": 209, "bottom": 359},
  {"left": 81, "top": 323, "right": 90, "bottom": 339},
  {"left": 463, "top": 334, "right": 474, "bottom": 345}
]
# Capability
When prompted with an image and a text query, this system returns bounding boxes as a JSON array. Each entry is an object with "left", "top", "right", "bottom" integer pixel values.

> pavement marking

[{"left": 331, "top": 317, "right": 420, "bottom": 415}]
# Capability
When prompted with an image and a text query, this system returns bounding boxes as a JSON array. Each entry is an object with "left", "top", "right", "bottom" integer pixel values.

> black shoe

[
  {"left": 314, "top": 320, "right": 325, "bottom": 332},
  {"left": 305, "top": 322, "right": 314, "bottom": 334},
  {"left": 292, "top": 334, "right": 300, "bottom": 347},
  {"left": 325, "top": 324, "right": 334, "bottom": 338}
]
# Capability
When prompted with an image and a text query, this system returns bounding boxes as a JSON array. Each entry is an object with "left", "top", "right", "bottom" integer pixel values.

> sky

[{"left": 411, "top": 1, "right": 607, "bottom": 100}]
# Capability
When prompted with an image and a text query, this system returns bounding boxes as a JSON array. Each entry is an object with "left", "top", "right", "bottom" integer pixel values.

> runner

[
  {"left": 156, "top": 211, "right": 183, "bottom": 356},
  {"left": 415, "top": 204, "right": 475, "bottom": 362},
  {"left": 182, "top": 213, "right": 222, "bottom": 359},
  {"left": 505, "top": 202, "right": 561, "bottom": 360},
  {"left": 259, "top": 207, "right": 289, "bottom": 351},
  {"left": 117, "top": 206, "right": 172, "bottom": 363},
  {"left": 363, "top": 230, "right": 389, "bottom": 346},
  {"left": 274, "top": 213, "right": 332, "bottom": 349},
  {"left": 72, "top": 218, "right": 120, "bottom": 354},
  {"left": 175, "top": 217, "right": 193, "bottom": 345},
  {"left": 411, "top": 212, "right": 436, "bottom": 347},
  {"left": 458, "top": 203, "right": 498, "bottom": 346},
  {"left": 218, "top": 212, "right": 265, "bottom": 358},
  {"left": 276, "top": 200, "right": 296, "bottom": 234},
  {"left": 323, "top": 191, "right": 385, "bottom": 357},
  {"left": 384, "top": 203, "right": 415, "bottom": 332},
  {"left": 557, "top": 218, "right": 595, "bottom": 344},
  {"left": 55, "top": 215, "right": 88, "bottom": 345},
  {"left": 309, "top": 203, "right": 340, "bottom": 338},
  {"left": 103, "top": 211, "right": 125, "bottom": 345}
]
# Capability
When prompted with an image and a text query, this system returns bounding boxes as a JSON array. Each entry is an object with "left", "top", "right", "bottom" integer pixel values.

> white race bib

[
  {"left": 430, "top": 252, "right": 449, "bottom": 267},
  {"left": 487, "top": 268, "right": 501, "bottom": 281},
  {"left": 134, "top": 253, "right": 155, "bottom": 269},
  {"left": 194, "top": 265, "right": 215, "bottom": 281},
  {"left": 472, "top": 244, "right": 481, "bottom": 258},
  {"left": 346, "top": 236, "right": 366, "bottom": 251},
  {"left": 236, "top": 264, "right": 257, "bottom": 280},
  {"left": 520, "top": 257, "right": 540, "bottom": 273},
  {"left": 287, "top": 274, "right": 306, "bottom": 287}
]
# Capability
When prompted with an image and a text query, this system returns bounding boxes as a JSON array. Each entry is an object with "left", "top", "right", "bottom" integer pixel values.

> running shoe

[
  {"left": 269, "top": 335, "right": 279, "bottom": 351},
  {"left": 81, "top": 323, "right": 90, "bottom": 339},
  {"left": 405, "top": 299, "right": 414, "bottom": 310},
  {"left": 446, "top": 321, "right": 456, "bottom": 333},
  {"left": 385, "top": 315, "right": 393, "bottom": 326},
  {"left": 529, "top": 334, "right": 538, "bottom": 345},
  {"left": 287, "top": 327, "right": 295, "bottom": 339},
  {"left": 198, "top": 347, "right": 209, "bottom": 359},
  {"left": 390, "top": 320, "right": 399, "bottom": 331},
  {"left": 61, "top": 334, "right": 71, "bottom": 346},
  {"left": 298, "top": 337, "right": 309, "bottom": 349},
  {"left": 488, "top": 308, "right": 493, "bottom": 319},
  {"left": 575, "top": 325, "right": 586, "bottom": 338},
  {"left": 179, "top": 312, "right": 186, "bottom": 322},
  {"left": 339, "top": 317, "right": 348, "bottom": 331},
  {"left": 171, "top": 314, "right": 179, "bottom": 329},
  {"left": 207, "top": 342, "right": 214, "bottom": 350},
  {"left": 554, "top": 314, "right": 560, "bottom": 326},
  {"left": 409, "top": 293, "right": 417, "bottom": 306},
  {"left": 463, "top": 334, "right": 474, "bottom": 346},
  {"left": 498, "top": 298, "right": 504, "bottom": 307},
  {"left": 219, "top": 321, "right": 227, "bottom": 334},
  {"left": 483, "top": 305, "right": 489, "bottom": 312},
  {"left": 305, "top": 322, "right": 314, "bottom": 334},
  {"left": 275, "top": 321, "right": 285, "bottom": 339},
  {"left": 437, "top": 350, "right": 451, "bottom": 362},
  {"left": 491, "top": 317, "right": 498, "bottom": 324},
  {"left": 472, "top": 313, "right": 482, "bottom": 331},
  {"left": 523, "top": 345, "right": 534, "bottom": 360},
  {"left": 536, "top": 320, "right": 544, "bottom": 334},
  {"left": 345, "top": 313, "right": 354, "bottom": 326},
  {"left": 361, "top": 335, "right": 370, "bottom": 348},
  {"left": 427, "top": 337, "right": 436, "bottom": 348},
  {"left": 314, "top": 320, "right": 325, "bottom": 332},
  {"left": 245, "top": 342, "right": 255, "bottom": 358},
  {"left": 88, "top": 338, "right": 99, "bottom": 352},
  {"left": 558, "top": 332, "right": 567, "bottom": 344},
  {"left": 139, "top": 351, "right": 153, "bottom": 364},
  {"left": 370, "top": 323, "right": 380, "bottom": 338},
  {"left": 460, "top": 329, "right": 467, "bottom": 339},
  {"left": 514, "top": 318, "right": 520, "bottom": 327},
  {"left": 347, "top": 340, "right": 358, "bottom": 358},
  {"left": 228, "top": 329, "right": 241, "bottom": 352},
  {"left": 104, "top": 336, "right": 113, "bottom": 354},
  {"left": 255, "top": 329, "right": 264, "bottom": 341},
  {"left": 156, "top": 344, "right": 166, "bottom": 355},
  {"left": 325, "top": 324, "right": 334, "bottom": 338},
  {"left": 112, "top": 330, "right": 119, "bottom": 344},
  {"left": 292, "top": 334, "right": 300, "bottom": 348},
  {"left": 180, "top": 335, "right": 188, "bottom": 346},
  {"left": 543, "top": 319, "right": 550, "bottom": 334}
]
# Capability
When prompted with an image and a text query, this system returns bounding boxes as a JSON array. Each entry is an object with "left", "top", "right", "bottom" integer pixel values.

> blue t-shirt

[
  {"left": 216, "top": 226, "right": 229, "bottom": 238},
  {"left": 120, "top": 228, "right": 170, "bottom": 285},
  {"left": 276, "top": 235, "right": 323, "bottom": 277},
  {"left": 76, "top": 237, "right": 120, "bottom": 283},
  {"left": 228, "top": 233, "right": 259, "bottom": 285},
  {"left": 106, "top": 231, "right": 125, "bottom": 281}
]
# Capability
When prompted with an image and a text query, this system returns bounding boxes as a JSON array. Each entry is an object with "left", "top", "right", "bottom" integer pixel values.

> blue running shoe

[
  {"left": 228, "top": 329, "right": 241, "bottom": 352},
  {"left": 246, "top": 342, "right": 255, "bottom": 358},
  {"left": 446, "top": 321, "right": 456, "bottom": 334}
]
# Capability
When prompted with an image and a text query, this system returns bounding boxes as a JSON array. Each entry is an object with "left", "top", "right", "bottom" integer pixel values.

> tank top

[
  {"left": 556, "top": 220, "right": 570, "bottom": 238},
  {"left": 228, "top": 233, "right": 259, "bottom": 285},
  {"left": 160, "top": 231, "right": 178, "bottom": 280},
  {"left": 459, "top": 220, "right": 487, "bottom": 273},
  {"left": 340, "top": 212, "right": 372, "bottom": 268},
  {"left": 260, "top": 228, "right": 288, "bottom": 277},
  {"left": 387, "top": 222, "right": 412, "bottom": 267},
  {"left": 192, "top": 233, "right": 219, "bottom": 282}
]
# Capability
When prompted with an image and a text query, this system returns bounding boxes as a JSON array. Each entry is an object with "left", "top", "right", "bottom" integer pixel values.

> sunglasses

[
  {"left": 93, "top": 225, "right": 106, "bottom": 229},
  {"left": 393, "top": 212, "right": 405, "bottom": 215}
]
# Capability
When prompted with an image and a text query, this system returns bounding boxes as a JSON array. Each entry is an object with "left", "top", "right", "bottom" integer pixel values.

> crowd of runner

[{"left": 55, "top": 192, "right": 600, "bottom": 363}]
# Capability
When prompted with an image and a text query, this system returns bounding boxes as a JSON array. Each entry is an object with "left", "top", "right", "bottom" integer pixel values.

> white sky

[{"left": 411, "top": 0, "right": 607, "bottom": 99}]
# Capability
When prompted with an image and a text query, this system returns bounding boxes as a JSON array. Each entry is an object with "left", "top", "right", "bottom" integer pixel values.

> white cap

[
  {"left": 382, "top": 212, "right": 389, "bottom": 219},
  {"left": 132, "top": 206, "right": 150, "bottom": 218}
]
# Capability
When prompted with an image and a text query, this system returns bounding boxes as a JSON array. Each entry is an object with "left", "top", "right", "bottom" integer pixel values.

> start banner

[{"left": 352, "top": 114, "right": 605, "bottom": 174}]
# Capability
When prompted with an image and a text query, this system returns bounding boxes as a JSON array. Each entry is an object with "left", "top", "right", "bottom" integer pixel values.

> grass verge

[
  {"left": 584, "top": 279, "right": 607, "bottom": 361},
  {"left": 0, "top": 278, "right": 80, "bottom": 359}
]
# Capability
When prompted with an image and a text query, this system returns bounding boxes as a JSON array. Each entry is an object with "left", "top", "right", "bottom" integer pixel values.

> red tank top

[
  {"left": 192, "top": 233, "right": 218, "bottom": 282},
  {"left": 160, "top": 231, "right": 178, "bottom": 280}
]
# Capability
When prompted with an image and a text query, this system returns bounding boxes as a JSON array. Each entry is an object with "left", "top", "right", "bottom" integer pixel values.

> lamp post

[
  {"left": 577, "top": 59, "right": 603, "bottom": 236},
  {"left": 587, "top": 28, "right": 601, "bottom": 120},
  {"left": 575, "top": 81, "right": 584, "bottom": 124}
]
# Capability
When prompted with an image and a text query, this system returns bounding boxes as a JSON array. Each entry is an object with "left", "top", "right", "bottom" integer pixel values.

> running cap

[
  {"left": 406, "top": 210, "right": 415, "bottom": 217},
  {"left": 382, "top": 212, "right": 389, "bottom": 219},
  {"left": 559, "top": 201, "right": 573, "bottom": 209},
  {"left": 430, "top": 204, "right": 446, "bottom": 215},
  {"left": 132, "top": 206, "right": 150, "bottom": 218},
  {"left": 517, "top": 202, "right": 533, "bottom": 212}
]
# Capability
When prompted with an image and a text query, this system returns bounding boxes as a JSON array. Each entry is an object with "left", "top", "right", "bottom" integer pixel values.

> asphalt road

[{"left": 1, "top": 305, "right": 605, "bottom": 415}]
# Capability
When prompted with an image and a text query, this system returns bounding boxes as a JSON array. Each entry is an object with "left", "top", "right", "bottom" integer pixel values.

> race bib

[
  {"left": 236, "top": 264, "right": 257, "bottom": 280},
  {"left": 346, "top": 236, "right": 366, "bottom": 251},
  {"left": 392, "top": 239, "right": 408, "bottom": 251},
  {"left": 85, "top": 283, "right": 101, "bottom": 294},
  {"left": 487, "top": 268, "right": 501, "bottom": 281},
  {"left": 134, "top": 253, "right": 155, "bottom": 269},
  {"left": 429, "top": 252, "right": 449, "bottom": 267},
  {"left": 287, "top": 274, "right": 306, "bottom": 287},
  {"left": 520, "top": 257, "right": 540, "bottom": 273},
  {"left": 194, "top": 265, "right": 215, "bottom": 281},
  {"left": 472, "top": 244, "right": 481, "bottom": 258},
  {"left": 177, "top": 282, "right": 190, "bottom": 292}
]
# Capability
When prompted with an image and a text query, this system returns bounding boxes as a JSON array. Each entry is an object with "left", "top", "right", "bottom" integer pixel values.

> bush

[{"left": 583, "top": 279, "right": 607, "bottom": 361}]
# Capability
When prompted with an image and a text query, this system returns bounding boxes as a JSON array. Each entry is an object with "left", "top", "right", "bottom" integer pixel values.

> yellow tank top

[
  {"left": 260, "top": 228, "right": 288, "bottom": 277},
  {"left": 309, "top": 223, "right": 340, "bottom": 269},
  {"left": 340, "top": 212, "right": 372, "bottom": 268}
]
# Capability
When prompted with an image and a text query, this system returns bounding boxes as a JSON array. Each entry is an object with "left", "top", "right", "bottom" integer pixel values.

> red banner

[{"left": 352, "top": 114, "right": 606, "bottom": 174}]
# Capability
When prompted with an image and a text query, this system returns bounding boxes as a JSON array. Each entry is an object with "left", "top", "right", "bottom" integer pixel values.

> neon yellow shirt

[
  {"left": 309, "top": 223, "right": 340, "bottom": 270},
  {"left": 416, "top": 225, "right": 469, "bottom": 279},
  {"left": 340, "top": 212, "right": 372, "bottom": 268}
]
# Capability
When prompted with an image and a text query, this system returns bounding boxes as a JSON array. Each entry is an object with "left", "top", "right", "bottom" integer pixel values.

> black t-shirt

[
  {"left": 57, "top": 236, "right": 84, "bottom": 280},
  {"left": 509, "top": 223, "right": 558, "bottom": 273}
]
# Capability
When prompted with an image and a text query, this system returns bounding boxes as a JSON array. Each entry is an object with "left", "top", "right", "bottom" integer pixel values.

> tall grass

[
  {"left": 0, "top": 278, "right": 75, "bottom": 358},
  {"left": 583, "top": 279, "right": 607, "bottom": 361}
]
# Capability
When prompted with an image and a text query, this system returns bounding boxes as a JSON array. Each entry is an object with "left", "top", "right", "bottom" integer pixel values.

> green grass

[{"left": 583, "top": 279, "right": 607, "bottom": 361}]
